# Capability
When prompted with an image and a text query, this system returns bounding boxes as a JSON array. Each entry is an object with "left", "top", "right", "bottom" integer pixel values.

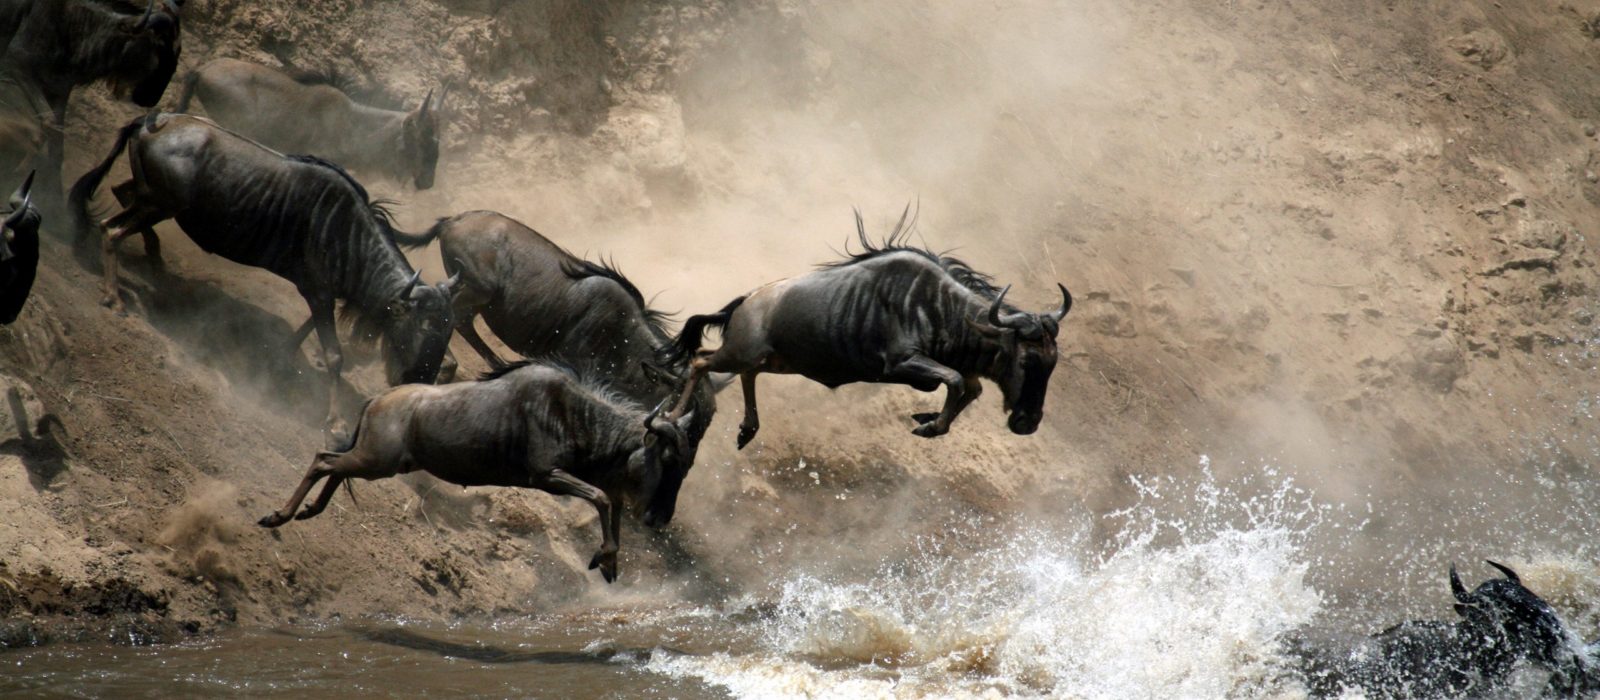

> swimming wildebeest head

[
  {"left": 664, "top": 207, "right": 1070, "bottom": 447},
  {"left": 391, "top": 210, "right": 719, "bottom": 527},
  {"left": 1297, "top": 560, "right": 1597, "bottom": 698},
  {"left": 258, "top": 361, "right": 699, "bottom": 583},
  {"left": 69, "top": 113, "right": 456, "bottom": 440},
  {"left": 175, "top": 59, "right": 445, "bottom": 190},
  {"left": 0, "top": 171, "right": 39, "bottom": 324}
]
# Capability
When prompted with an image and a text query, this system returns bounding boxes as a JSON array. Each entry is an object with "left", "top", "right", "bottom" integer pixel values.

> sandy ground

[{"left": 2, "top": 0, "right": 1599, "bottom": 643}]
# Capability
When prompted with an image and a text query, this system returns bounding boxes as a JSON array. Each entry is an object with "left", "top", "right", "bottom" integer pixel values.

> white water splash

[{"left": 647, "top": 462, "right": 1328, "bottom": 698}]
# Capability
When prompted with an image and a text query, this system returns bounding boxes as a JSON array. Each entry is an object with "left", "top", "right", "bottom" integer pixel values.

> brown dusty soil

[{"left": 4, "top": 0, "right": 1600, "bottom": 644}]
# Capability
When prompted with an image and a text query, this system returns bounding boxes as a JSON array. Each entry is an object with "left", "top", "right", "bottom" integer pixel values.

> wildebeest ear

[{"left": 1454, "top": 603, "right": 1470, "bottom": 617}]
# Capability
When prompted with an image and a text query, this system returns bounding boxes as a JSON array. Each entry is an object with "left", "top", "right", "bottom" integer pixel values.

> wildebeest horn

[
  {"left": 401, "top": 269, "right": 423, "bottom": 300},
  {"left": 137, "top": 0, "right": 156, "bottom": 28},
  {"left": 1450, "top": 563, "right": 1471, "bottom": 603},
  {"left": 439, "top": 271, "right": 462, "bottom": 295},
  {"left": 420, "top": 89, "right": 434, "bottom": 116},
  {"left": 1046, "top": 283, "right": 1072, "bottom": 322},
  {"left": 987, "top": 285, "right": 1030, "bottom": 330},
  {"left": 5, "top": 171, "right": 33, "bottom": 229},
  {"left": 1486, "top": 560, "right": 1521, "bottom": 584}
]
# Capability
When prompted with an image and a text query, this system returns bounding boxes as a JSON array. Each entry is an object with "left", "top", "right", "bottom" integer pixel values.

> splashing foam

[{"left": 648, "top": 461, "right": 1327, "bottom": 698}]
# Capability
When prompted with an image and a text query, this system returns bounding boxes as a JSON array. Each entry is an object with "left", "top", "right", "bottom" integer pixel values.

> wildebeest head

[
  {"left": 398, "top": 88, "right": 443, "bottom": 190},
  {"left": 970, "top": 283, "right": 1072, "bottom": 435},
  {"left": 632, "top": 400, "right": 698, "bottom": 528},
  {"left": 381, "top": 270, "right": 458, "bottom": 385},
  {"left": 106, "top": 0, "right": 183, "bottom": 108},
  {"left": 0, "top": 172, "right": 37, "bottom": 263},
  {"left": 1450, "top": 561, "right": 1575, "bottom": 671}
]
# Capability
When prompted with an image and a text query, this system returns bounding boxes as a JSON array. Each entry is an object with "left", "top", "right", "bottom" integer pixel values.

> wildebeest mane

[
  {"left": 560, "top": 257, "right": 675, "bottom": 342},
  {"left": 822, "top": 206, "right": 1015, "bottom": 309},
  {"left": 276, "top": 155, "right": 414, "bottom": 346}
]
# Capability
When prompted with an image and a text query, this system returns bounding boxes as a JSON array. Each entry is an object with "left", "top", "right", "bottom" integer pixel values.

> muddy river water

[{"left": 3, "top": 467, "right": 1595, "bottom": 699}]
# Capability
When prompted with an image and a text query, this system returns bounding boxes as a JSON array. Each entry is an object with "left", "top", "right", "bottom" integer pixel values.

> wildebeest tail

[
  {"left": 334, "top": 397, "right": 376, "bottom": 506},
  {"left": 659, "top": 295, "right": 745, "bottom": 366},
  {"left": 389, "top": 216, "right": 449, "bottom": 250},
  {"left": 172, "top": 68, "right": 201, "bottom": 113},
  {"left": 69, "top": 117, "right": 146, "bottom": 246}
]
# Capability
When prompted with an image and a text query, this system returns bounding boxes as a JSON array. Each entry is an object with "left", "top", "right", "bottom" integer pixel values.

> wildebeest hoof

[
  {"left": 588, "top": 551, "right": 618, "bottom": 583},
  {"left": 325, "top": 425, "right": 351, "bottom": 450},
  {"left": 911, "top": 421, "right": 948, "bottom": 438},
  {"left": 736, "top": 424, "right": 758, "bottom": 450},
  {"left": 258, "top": 512, "right": 289, "bottom": 528},
  {"left": 911, "top": 412, "right": 939, "bottom": 424},
  {"left": 100, "top": 295, "right": 126, "bottom": 315}
]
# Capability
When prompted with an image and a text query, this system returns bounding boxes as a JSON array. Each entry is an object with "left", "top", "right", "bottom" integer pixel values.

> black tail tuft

[
  {"left": 658, "top": 295, "right": 745, "bottom": 367},
  {"left": 68, "top": 117, "right": 146, "bottom": 249},
  {"left": 389, "top": 216, "right": 450, "bottom": 250}
]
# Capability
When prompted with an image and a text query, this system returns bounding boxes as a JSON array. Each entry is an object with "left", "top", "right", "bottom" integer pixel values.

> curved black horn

[
  {"left": 420, "top": 89, "right": 434, "bottom": 115},
  {"left": 401, "top": 269, "right": 423, "bottom": 299},
  {"left": 6, "top": 171, "right": 33, "bottom": 228},
  {"left": 137, "top": 0, "right": 156, "bottom": 28},
  {"left": 1485, "top": 560, "right": 1521, "bottom": 584},
  {"left": 1046, "top": 283, "right": 1072, "bottom": 322},
  {"left": 439, "top": 271, "right": 463, "bottom": 295},
  {"left": 986, "top": 285, "right": 1031, "bottom": 330},
  {"left": 1450, "top": 563, "right": 1471, "bottom": 603}
]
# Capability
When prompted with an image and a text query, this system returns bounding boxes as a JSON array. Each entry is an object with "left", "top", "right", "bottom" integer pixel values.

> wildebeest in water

[
  {"left": 665, "top": 209, "right": 1071, "bottom": 447},
  {"left": 0, "top": 0, "right": 182, "bottom": 212},
  {"left": 0, "top": 170, "right": 37, "bottom": 323},
  {"left": 68, "top": 113, "right": 456, "bottom": 440},
  {"left": 258, "top": 360, "right": 700, "bottom": 584},
  {"left": 175, "top": 58, "right": 444, "bottom": 190},
  {"left": 394, "top": 210, "right": 718, "bottom": 527},
  {"left": 1295, "top": 561, "right": 1600, "bottom": 698}
]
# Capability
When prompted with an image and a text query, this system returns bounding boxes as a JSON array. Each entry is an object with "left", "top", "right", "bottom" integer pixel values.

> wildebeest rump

[
  {"left": 175, "top": 58, "right": 444, "bottom": 190},
  {"left": 68, "top": 113, "right": 456, "bottom": 440},
  {"left": 257, "top": 360, "right": 700, "bottom": 584},
  {"left": 393, "top": 210, "right": 717, "bottom": 526},
  {"left": 665, "top": 209, "right": 1070, "bottom": 447},
  {"left": 0, "top": 0, "right": 181, "bottom": 212},
  {"left": 1296, "top": 561, "right": 1599, "bottom": 698},
  {"left": 0, "top": 170, "right": 37, "bottom": 323}
]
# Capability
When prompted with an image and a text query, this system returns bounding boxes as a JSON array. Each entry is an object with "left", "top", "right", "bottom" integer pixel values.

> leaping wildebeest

[
  {"left": 0, "top": 170, "right": 37, "bottom": 323},
  {"left": 0, "top": 0, "right": 182, "bottom": 212},
  {"left": 664, "top": 210, "right": 1071, "bottom": 447},
  {"left": 69, "top": 113, "right": 456, "bottom": 440},
  {"left": 175, "top": 58, "right": 444, "bottom": 190},
  {"left": 257, "top": 360, "right": 701, "bottom": 584},
  {"left": 392, "top": 210, "right": 718, "bottom": 526}
]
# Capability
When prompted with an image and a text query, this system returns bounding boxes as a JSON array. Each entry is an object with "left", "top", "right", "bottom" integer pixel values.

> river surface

[{"left": 3, "top": 464, "right": 1595, "bottom": 699}]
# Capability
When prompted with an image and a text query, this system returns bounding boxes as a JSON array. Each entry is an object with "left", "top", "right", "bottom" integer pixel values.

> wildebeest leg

[
  {"left": 293, "top": 475, "right": 346, "bottom": 521},
  {"left": 912, "top": 375, "right": 982, "bottom": 426},
  {"left": 887, "top": 355, "right": 965, "bottom": 438},
  {"left": 534, "top": 469, "right": 619, "bottom": 583},
  {"left": 258, "top": 451, "right": 340, "bottom": 527},
  {"left": 99, "top": 207, "right": 171, "bottom": 314},
  {"left": 737, "top": 371, "right": 760, "bottom": 449},
  {"left": 457, "top": 318, "right": 507, "bottom": 370},
  {"left": 111, "top": 179, "right": 163, "bottom": 271},
  {"left": 305, "top": 296, "right": 350, "bottom": 446}
]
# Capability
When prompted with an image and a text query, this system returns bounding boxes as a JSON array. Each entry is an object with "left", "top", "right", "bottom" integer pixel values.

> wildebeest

[
  {"left": 257, "top": 360, "right": 700, "bottom": 584},
  {"left": 394, "top": 210, "right": 717, "bottom": 525},
  {"left": 68, "top": 113, "right": 456, "bottom": 440},
  {"left": 0, "top": 170, "right": 36, "bottom": 323},
  {"left": 1296, "top": 561, "right": 1598, "bottom": 698},
  {"left": 664, "top": 210, "right": 1070, "bottom": 447},
  {"left": 175, "top": 58, "right": 444, "bottom": 190},
  {"left": 0, "top": 0, "right": 181, "bottom": 211}
]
